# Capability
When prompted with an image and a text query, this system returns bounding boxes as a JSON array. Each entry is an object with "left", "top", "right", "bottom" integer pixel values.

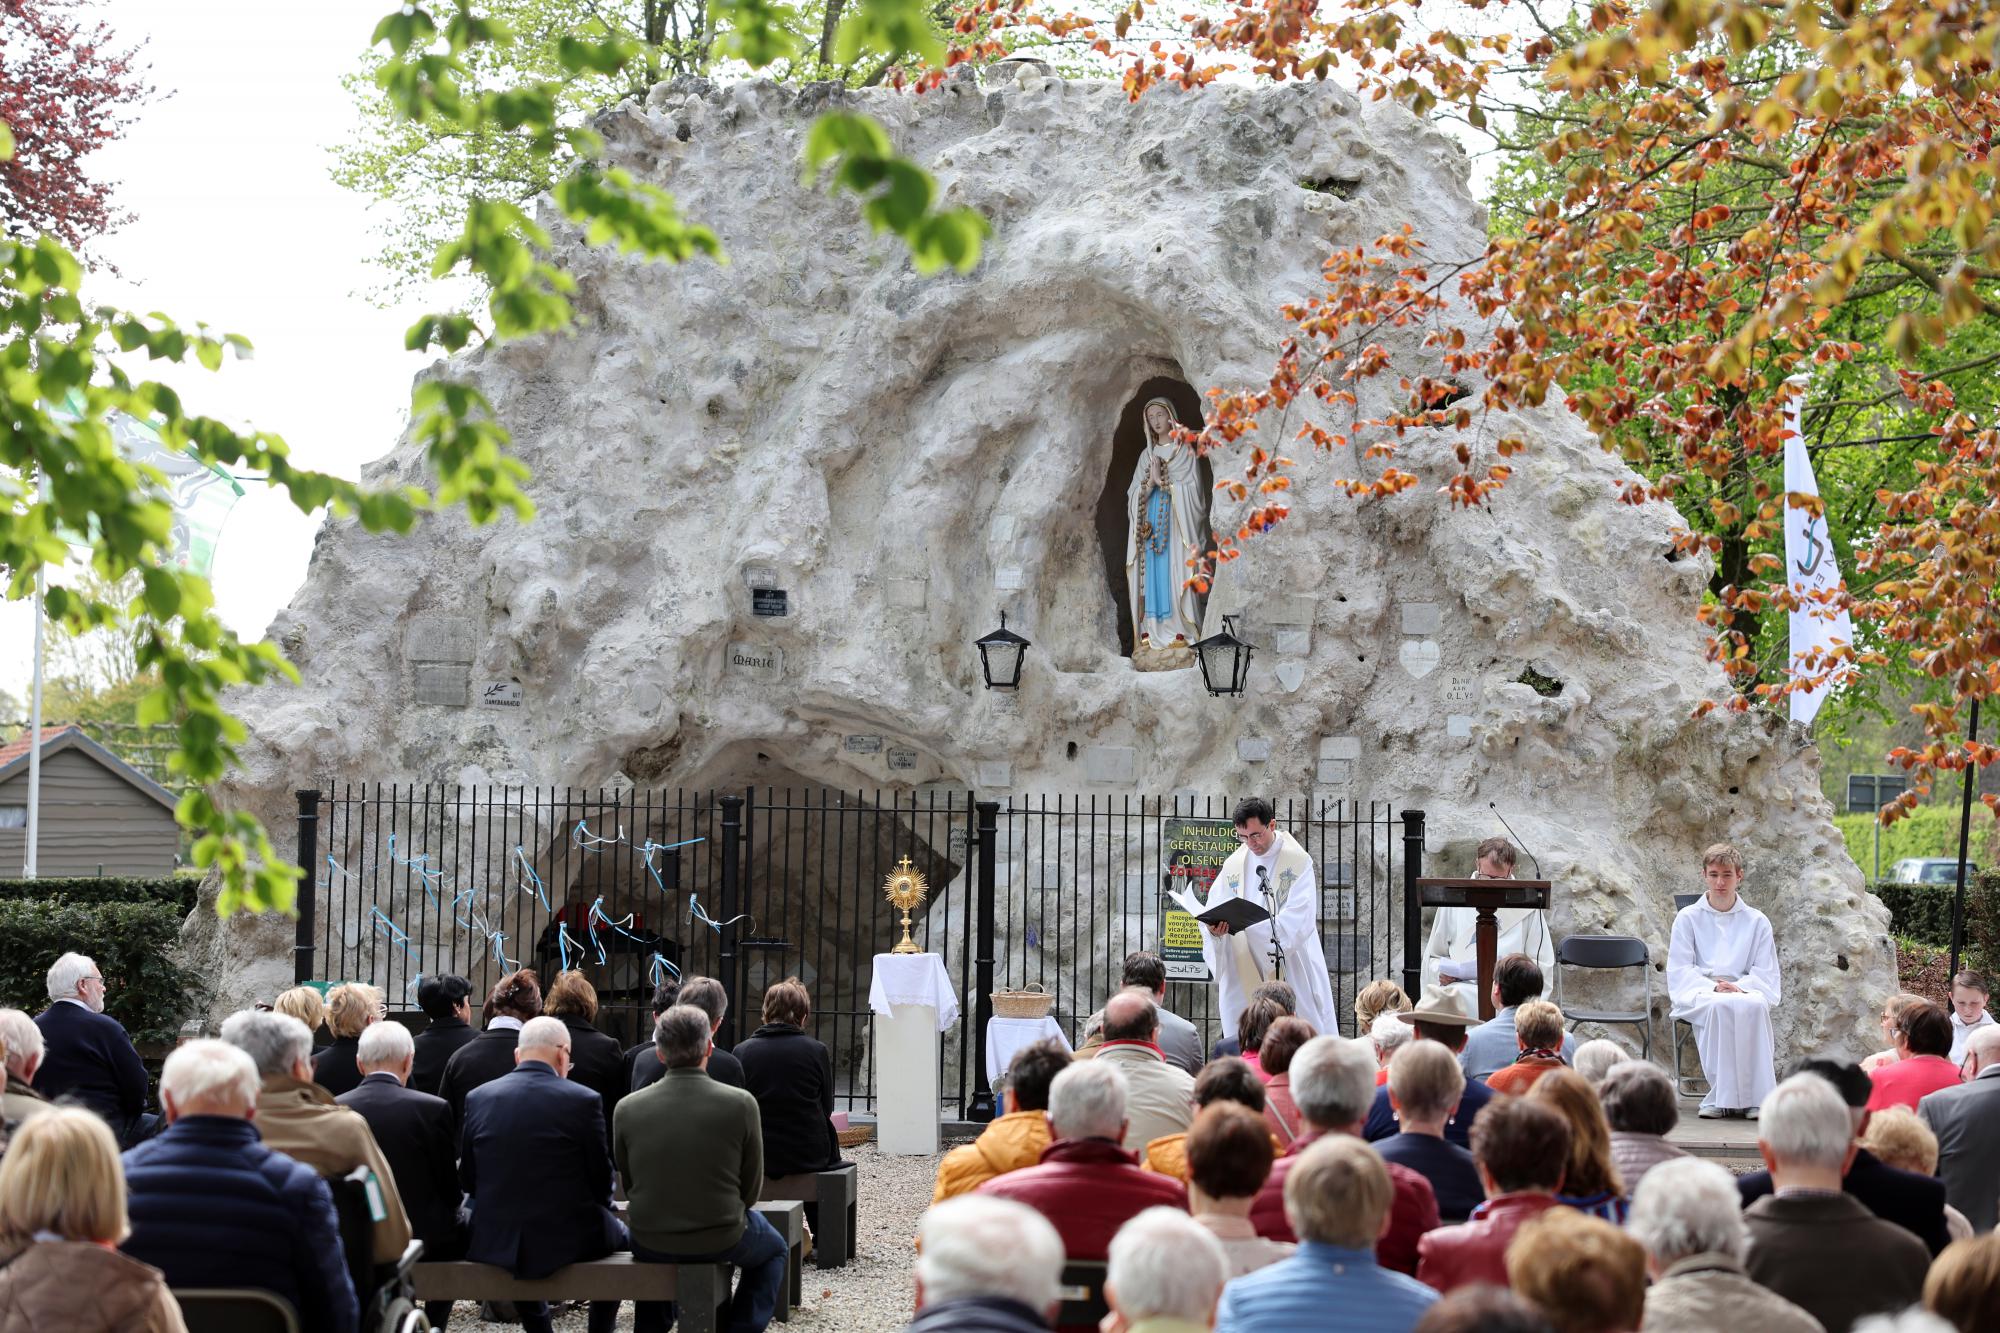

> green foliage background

[{"left": 0, "top": 895, "right": 205, "bottom": 1044}]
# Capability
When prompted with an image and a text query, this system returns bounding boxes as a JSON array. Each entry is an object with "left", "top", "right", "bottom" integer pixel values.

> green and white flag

[{"left": 53, "top": 393, "right": 245, "bottom": 578}]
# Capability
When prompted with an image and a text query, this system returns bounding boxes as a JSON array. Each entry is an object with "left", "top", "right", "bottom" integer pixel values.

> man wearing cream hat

[{"left": 1360, "top": 983, "right": 1494, "bottom": 1148}]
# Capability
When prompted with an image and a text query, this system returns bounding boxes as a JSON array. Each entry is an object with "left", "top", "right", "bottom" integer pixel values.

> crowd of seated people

[
  {"left": 0, "top": 953, "right": 844, "bottom": 1333},
  {"left": 15, "top": 922, "right": 2000, "bottom": 1333},
  {"left": 916, "top": 949, "right": 2000, "bottom": 1333}
]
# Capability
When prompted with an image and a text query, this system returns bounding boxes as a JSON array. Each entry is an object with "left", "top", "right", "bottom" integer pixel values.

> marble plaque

[
  {"left": 413, "top": 663, "right": 470, "bottom": 707},
  {"left": 479, "top": 680, "right": 523, "bottom": 708},
  {"left": 1401, "top": 601, "right": 1442, "bottom": 636},
  {"left": 1274, "top": 628, "right": 1311, "bottom": 655},
  {"left": 844, "top": 735, "right": 883, "bottom": 753},
  {"left": 751, "top": 588, "right": 789, "bottom": 617},
  {"left": 888, "top": 747, "right": 918, "bottom": 771},
  {"left": 1447, "top": 715, "right": 1475, "bottom": 738},
  {"left": 1399, "top": 638, "right": 1441, "bottom": 679},
  {"left": 977, "top": 760, "right": 1013, "bottom": 789},
  {"left": 1237, "top": 737, "right": 1272, "bottom": 763},
  {"left": 1084, "top": 745, "right": 1136, "bottom": 784},
  {"left": 742, "top": 564, "right": 779, "bottom": 589},
  {"left": 994, "top": 566, "right": 1025, "bottom": 591},
  {"left": 1441, "top": 673, "right": 1479, "bottom": 710},
  {"left": 725, "top": 642, "right": 784, "bottom": 681},
  {"left": 1319, "top": 736, "right": 1362, "bottom": 760},
  {"left": 1316, "top": 758, "right": 1352, "bottom": 786},
  {"left": 1274, "top": 661, "right": 1306, "bottom": 693}
]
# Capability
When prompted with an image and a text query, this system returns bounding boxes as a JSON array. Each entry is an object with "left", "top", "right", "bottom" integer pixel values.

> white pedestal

[{"left": 874, "top": 1003, "right": 941, "bottom": 1155}]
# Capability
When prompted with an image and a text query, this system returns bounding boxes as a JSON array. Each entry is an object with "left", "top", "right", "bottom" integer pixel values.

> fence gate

[{"left": 298, "top": 786, "right": 1410, "bottom": 1116}]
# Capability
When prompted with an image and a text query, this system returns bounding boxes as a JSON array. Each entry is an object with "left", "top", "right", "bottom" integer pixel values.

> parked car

[{"left": 1889, "top": 857, "right": 1981, "bottom": 884}]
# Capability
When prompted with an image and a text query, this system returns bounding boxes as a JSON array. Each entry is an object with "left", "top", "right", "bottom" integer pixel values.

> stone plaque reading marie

[{"left": 726, "top": 642, "right": 785, "bottom": 682}]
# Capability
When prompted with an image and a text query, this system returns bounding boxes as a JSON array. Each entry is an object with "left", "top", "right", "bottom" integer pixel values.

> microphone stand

[{"left": 1257, "top": 865, "right": 1285, "bottom": 980}]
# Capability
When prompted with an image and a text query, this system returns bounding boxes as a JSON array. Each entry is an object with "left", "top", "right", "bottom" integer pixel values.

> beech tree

[{"left": 0, "top": 0, "right": 149, "bottom": 254}]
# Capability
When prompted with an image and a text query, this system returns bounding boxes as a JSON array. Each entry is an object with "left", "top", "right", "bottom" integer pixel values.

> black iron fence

[{"left": 296, "top": 785, "right": 1416, "bottom": 1116}]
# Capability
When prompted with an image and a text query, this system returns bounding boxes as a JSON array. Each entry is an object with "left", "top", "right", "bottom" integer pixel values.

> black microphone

[{"left": 1487, "top": 802, "right": 1544, "bottom": 879}]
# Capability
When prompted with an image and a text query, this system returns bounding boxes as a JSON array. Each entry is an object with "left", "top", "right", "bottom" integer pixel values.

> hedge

[
  {"left": 0, "top": 900, "right": 205, "bottom": 1045},
  {"left": 0, "top": 875, "right": 199, "bottom": 914},
  {"left": 1875, "top": 871, "right": 2000, "bottom": 965}
]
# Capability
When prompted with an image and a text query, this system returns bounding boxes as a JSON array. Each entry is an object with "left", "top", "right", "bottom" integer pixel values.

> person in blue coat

[
  {"left": 33, "top": 951, "right": 158, "bottom": 1147},
  {"left": 461, "top": 1015, "right": 629, "bottom": 1333},
  {"left": 121, "top": 1039, "right": 357, "bottom": 1333}
]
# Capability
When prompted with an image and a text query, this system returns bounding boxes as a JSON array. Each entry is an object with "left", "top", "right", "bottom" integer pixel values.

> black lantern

[
  {"left": 975, "top": 611, "right": 1030, "bottom": 690},
  {"left": 1194, "top": 614, "right": 1254, "bottom": 697}
]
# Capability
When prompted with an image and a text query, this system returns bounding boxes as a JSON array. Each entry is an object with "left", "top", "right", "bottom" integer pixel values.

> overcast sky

[{"left": 0, "top": 0, "right": 441, "bottom": 702}]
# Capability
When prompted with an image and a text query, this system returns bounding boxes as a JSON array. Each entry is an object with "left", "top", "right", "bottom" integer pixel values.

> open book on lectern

[{"left": 1168, "top": 886, "right": 1272, "bottom": 933}]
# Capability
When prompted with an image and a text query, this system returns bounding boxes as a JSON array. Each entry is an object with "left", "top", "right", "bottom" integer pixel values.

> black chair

[
  {"left": 1551, "top": 934, "right": 1654, "bottom": 1059},
  {"left": 1670, "top": 892, "right": 1709, "bottom": 1098},
  {"left": 327, "top": 1164, "right": 426, "bottom": 1333},
  {"left": 174, "top": 1290, "right": 301, "bottom": 1333}
]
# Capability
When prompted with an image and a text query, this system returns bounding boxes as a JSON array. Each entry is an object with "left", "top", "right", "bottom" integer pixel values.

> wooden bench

[
  {"left": 412, "top": 1257, "right": 732, "bottom": 1333},
  {"left": 753, "top": 1199, "right": 807, "bottom": 1318},
  {"left": 760, "top": 1163, "right": 859, "bottom": 1269},
  {"left": 603, "top": 1198, "right": 805, "bottom": 1322}
]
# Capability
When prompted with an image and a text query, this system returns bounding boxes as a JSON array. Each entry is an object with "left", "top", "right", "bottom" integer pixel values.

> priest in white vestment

[
  {"left": 1199, "top": 798, "right": 1338, "bottom": 1038},
  {"left": 1421, "top": 837, "right": 1555, "bottom": 1008},
  {"left": 1667, "top": 843, "right": 1780, "bottom": 1118}
]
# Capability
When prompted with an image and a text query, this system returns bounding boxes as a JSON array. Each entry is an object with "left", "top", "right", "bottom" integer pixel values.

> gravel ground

[{"left": 496, "top": 1141, "right": 940, "bottom": 1332}]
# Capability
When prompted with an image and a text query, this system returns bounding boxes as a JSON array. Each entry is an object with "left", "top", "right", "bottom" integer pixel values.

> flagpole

[{"left": 24, "top": 561, "right": 44, "bottom": 878}]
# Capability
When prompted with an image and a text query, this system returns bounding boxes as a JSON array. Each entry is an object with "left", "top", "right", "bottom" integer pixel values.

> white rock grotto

[{"left": 189, "top": 71, "right": 1895, "bottom": 1073}]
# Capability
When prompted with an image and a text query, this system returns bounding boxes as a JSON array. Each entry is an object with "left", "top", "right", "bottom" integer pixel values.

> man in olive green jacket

[{"left": 614, "top": 1004, "right": 789, "bottom": 1333}]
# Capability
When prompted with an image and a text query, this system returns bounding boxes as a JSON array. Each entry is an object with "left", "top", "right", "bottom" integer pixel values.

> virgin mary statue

[{"left": 1124, "top": 397, "right": 1210, "bottom": 662}]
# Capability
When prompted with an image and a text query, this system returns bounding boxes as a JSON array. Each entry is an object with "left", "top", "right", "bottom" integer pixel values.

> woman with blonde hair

[
  {"left": 311, "top": 982, "right": 383, "bottom": 1096},
  {"left": 0, "top": 1108, "right": 186, "bottom": 1330},
  {"left": 271, "top": 987, "right": 328, "bottom": 1055},
  {"left": 1528, "top": 1068, "right": 1629, "bottom": 1224},
  {"left": 1925, "top": 1234, "right": 2000, "bottom": 1333},
  {"left": 1354, "top": 979, "right": 1413, "bottom": 1034},
  {"left": 1861, "top": 1107, "right": 1973, "bottom": 1241}
]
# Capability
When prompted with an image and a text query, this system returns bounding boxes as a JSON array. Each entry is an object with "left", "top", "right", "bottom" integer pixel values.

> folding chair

[
  {"left": 1552, "top": 934, "right": 1654, "bottom": 1060},
  {"left": 1670, "top": 893, "right": 1710, "bottom": 1098}
]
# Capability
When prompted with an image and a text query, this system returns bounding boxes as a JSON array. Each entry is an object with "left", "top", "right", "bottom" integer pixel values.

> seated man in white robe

[
  {"left": 1667, "top": 841, "right": 1780, "bottom": 1119},
  {"left": 1421, "top": 837, "right": 1554, "bottom": 1010},
  {"left": 1198, "top": 797, "right": 1339, "bottom": 1039}
]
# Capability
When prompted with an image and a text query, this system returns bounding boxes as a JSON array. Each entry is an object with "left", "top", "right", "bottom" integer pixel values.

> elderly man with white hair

[
  {"left": 1104, "top": 1207, "right": 1229, "bottom": 1332},
  {"left": 979, "top": 1059, "right": 1189, "bottom": 1262},
  {"left": 0, "top": 1007, "right": 50, "bottom": 1126},
  {"left": 1743, "top": 1072, "right": 1930, "bottom": 1333},
  {"left": 32, "top": 951, "right": 156, "bottom": 1145},
  {"left": 1250, "top": 1036, "right": 1438, "bottom": 1276},
  {"left": 221, "top": 1007, "right": 413, "bottom": 1267},
  {"left": 120, "top": 1038, "right": 358, "bottom": 1333},
  {"left": 338, "top": 1019, "right": 465, "bottom": 1329},
  {"left": 906, "top": 1195, "right": 1066, "bottom": 1332},
  {"left": 462, "top": 1014, "right": 630, "bottom": 1333},
  {"left": 1630, "top": 1157, "right": 1825, "bottom": 1333}
]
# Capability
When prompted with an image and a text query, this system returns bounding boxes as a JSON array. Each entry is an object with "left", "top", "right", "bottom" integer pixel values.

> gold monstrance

[{"left": 884, "top": 856, "right": 929, "bottom": 955}]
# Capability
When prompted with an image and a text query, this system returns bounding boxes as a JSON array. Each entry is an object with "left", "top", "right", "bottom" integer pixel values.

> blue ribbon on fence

[
  {"left": 688, "top": 895, "right": 754, "bottom": 935},
  {"left": 513, "top": 846, "right": 551, "bottom": 911},
  {"left": 648, "top": 952, "right": 680, "bottom": 987},
  {"left": 386, "top": 833, "right": 446, "bottom": 910},
  {"left": 369, "top": 906, "right": 416, "bottom": 962}
]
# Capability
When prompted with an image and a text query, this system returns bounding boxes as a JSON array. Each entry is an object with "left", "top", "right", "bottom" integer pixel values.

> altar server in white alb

[
  {"left": 1668, "top": 842, "right": 1780, "bottom": 1119},
  {"left": 1199, "top": 798, "right": 1338, "bottom": 1038},
  {"left": 1421, "top": 837, "right": 1554, "bottom": 1007}
]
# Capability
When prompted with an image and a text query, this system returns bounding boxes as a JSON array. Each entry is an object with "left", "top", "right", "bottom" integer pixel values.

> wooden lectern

[{"left": 1416, "top": 878, "right": 1553, "bottom": 1020}]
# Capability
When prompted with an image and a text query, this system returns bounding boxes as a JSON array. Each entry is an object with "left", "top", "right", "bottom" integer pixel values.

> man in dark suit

[
  {"left": 339, "top": 1020, "right": 465, "bottom": 1330},
  {"left": 1920, "top": 1025, "right": 2000, "bottom": 1232},
  {"left": 461, "top": 1015, "right": 628, "bottom": 1333},
  {"left": 33, "top": 951, "right": 158, "bottom": 1146},
  {"left": 1736, "top": 1057, "right": 1951, "bottom": 1255},
  {"left": 411, "top": 974, "right": 477, "bottom": 1096},
  {"left": 1743, "top": 1072, "right": 1930, "bottom": 1333},
  {"left": 630, "top": 976, "right": 745, "bottom": 1093}
]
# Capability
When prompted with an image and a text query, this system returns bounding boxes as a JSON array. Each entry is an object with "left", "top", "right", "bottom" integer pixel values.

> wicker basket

[
  {"left": 991, "top": 983, "right": 1054, "bottom": 1020},
  {"left": 837, "top": 1123, "right": 876, "bottom": 1149}
]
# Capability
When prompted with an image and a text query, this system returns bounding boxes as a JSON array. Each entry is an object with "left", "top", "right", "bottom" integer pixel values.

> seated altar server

[
  {"left": 1200, "top": 798, "right": 1339, "bottom": 1039},
  {"left": 1421, "top": 838, "right": 1555, "bottom": 1008},
  {"left": 1668, "top": 843, "right": 1779, "bottom": 1119}
]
